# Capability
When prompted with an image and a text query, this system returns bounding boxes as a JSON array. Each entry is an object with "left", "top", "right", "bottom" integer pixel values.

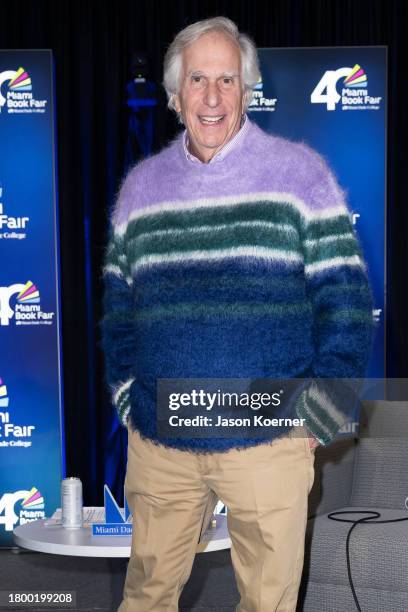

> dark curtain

[{"left": 0, "top": 0, "right": 406, "bottom": 505}]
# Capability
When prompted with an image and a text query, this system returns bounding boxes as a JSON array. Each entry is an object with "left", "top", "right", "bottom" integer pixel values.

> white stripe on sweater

[
  {"left": 305, "top": 255, "right": 365, "bottom": 276},
  {"left": 113, "top": 378, "right": 135, "bottom": 406},
  {"left": 303, "top": 232, "right": 355, "bottom": 248},
  {"left": 297, "top": 393, "right": 334, "bottom": 443},
  {"left": 308, "top": 384, "right": 346, "bottom": 427},
  {"left": 103, "top": 264, "right": 134, "bottom": 286},
  {"left": 130, "top": 246, "right": 303, "bottom": 274},
  {"left": 119, "top": 404, "right": 131, "bottom": 427},
  {"left": 103, "top": 264, "right": 123, "bottom": 278}
]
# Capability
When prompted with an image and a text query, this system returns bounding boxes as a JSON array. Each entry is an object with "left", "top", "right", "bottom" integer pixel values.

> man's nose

[{"left": 203, "top": 81, "right": 221, "bottom": 107}]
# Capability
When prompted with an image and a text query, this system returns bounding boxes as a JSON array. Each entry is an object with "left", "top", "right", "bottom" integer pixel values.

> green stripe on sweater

[
  {"left": 136, "top": 275, "right": 302, "bottom": 295},
  {"left": 304, "top": 215, "right": 353, "bottom": 239},
  {"left": 135, "top": 301, "right": 311, "bottom": 321},
  {"left": 318, "top": 309, "right": 373, "bottom": 324},
  {"left": 304, "top": 237, "right": 361, "bottom": 264},
  {"left": 126, "top": 227, "right": 303, "bottom": 262},
  {"left": 123, "top": 200, "right": 303, "bottom": 239}
]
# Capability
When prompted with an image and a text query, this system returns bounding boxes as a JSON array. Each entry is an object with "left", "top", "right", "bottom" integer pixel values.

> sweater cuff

[
  {"left": 112, "top": 377, "right": 135, "bottom": 427},
  {"left": 295, "top": 382, "right": 347, "bottom": 446}
]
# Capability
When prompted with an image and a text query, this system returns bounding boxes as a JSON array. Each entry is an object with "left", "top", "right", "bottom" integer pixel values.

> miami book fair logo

[
  {"left": 0, "top": 377, "right": 36, "bottom": 448},
  {"left": 0, "top": 66, "right": 47, "bottom": 114},
  {"left": 0, "top": 186, "right": 30, "bottom": 240},
  {"left": 0, "top": 487, "right": 45, "bottom": 532},
  {"left": 311, "top": 64, "right": 382, "bottom": 111},
  {"left": 248, "top": 76, "right": 277, "bottom": 112},
  {"left": 0, "top": 281, "right": 55, "bottom": 326}
]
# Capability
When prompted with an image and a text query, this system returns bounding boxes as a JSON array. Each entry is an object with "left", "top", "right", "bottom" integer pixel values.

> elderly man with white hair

[{"left": 102, "top": 16, "right": 373, "bottom": 612}]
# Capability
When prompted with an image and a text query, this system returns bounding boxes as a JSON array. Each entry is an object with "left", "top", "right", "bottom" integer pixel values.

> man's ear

[{"left": 172, "top": 94, "right": 182, "bottom": 114}]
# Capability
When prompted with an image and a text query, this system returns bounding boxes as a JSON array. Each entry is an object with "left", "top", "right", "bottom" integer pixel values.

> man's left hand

[{"left": 308, "top": 435, "right": 320, "bottom": 450}]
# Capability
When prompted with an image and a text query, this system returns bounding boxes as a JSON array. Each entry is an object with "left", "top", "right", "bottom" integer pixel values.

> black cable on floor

[{"left": 327, "top": 510, "right": 408, "bottom": 612}]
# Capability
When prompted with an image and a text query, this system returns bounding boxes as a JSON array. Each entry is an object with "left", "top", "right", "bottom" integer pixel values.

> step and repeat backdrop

[
  {"left": 0, "top": 47, "right": 386, "bottom": 543},
  {"left": 0, "top": 50, "right": 63, "bottom": 546}
]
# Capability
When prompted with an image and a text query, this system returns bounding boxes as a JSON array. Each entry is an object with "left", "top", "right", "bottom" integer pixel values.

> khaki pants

[{"left": 119, "top": 425, "right": 315, "bottom": 612}]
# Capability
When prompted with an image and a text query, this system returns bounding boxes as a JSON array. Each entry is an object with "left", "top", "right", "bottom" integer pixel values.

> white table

[{"left": 13, "top": 515, "right": 231, "bottom": 557}]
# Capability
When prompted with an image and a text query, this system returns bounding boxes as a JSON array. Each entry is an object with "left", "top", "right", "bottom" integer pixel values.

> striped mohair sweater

[{"left": 102, "top": 119, "right": 374, "bottom": 450}]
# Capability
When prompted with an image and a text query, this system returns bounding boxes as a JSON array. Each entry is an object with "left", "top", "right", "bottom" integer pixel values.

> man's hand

[{"left": 307, "top": 434, "right": 320, "bottom": 450}]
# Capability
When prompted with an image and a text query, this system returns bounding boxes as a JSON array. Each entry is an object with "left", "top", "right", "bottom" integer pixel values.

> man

[{"left": 102, "top": 17, "right": 373, "bottom": 612}]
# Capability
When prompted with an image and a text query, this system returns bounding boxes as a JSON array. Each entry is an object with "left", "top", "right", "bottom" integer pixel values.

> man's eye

[
  {"left": 220, "top": 77, "right": 235, "bottom": 87},
  {"left": 192, "top": 76, "right": 202, "bottom": 83}
]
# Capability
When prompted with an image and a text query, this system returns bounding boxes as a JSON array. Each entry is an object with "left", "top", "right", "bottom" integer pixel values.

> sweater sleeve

[
  {"left": 295, "top": 150, "right": 375, "bottom": 446},
  {"left": 101, "top": 186, "right": 136, "bottom": 427}
]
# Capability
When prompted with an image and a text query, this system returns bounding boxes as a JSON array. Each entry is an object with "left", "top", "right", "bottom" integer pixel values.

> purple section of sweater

[{"left": 112, "top": 120, "right": 345, "bottom": 228}]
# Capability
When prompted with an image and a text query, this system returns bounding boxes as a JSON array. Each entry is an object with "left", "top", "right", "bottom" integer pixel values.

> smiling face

[{"left": 173, "top": 31, "right": 245, "bottom": 163}]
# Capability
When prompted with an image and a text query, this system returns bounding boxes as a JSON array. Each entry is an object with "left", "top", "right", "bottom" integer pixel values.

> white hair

[{"left": 163, "top": 16, "right": 260, "bottom": 115}]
